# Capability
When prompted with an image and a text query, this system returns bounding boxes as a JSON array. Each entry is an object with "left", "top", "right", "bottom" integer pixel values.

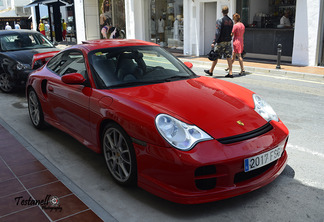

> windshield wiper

[
  {"left": 109, "top": 80, "right": 165, "bottom": 88},
  {"left": 164, "top": 75, "right": 191, "bottom": 82}
]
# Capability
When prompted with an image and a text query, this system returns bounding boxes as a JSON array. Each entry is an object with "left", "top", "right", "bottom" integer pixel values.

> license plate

[{"left": 244, "top": 146, "right": 283, "bottom": 172}]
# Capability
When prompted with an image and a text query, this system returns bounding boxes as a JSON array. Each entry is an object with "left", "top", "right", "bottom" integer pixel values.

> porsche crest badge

[{"left": 237, "top": 120, "right": 244, "bottom": 126}]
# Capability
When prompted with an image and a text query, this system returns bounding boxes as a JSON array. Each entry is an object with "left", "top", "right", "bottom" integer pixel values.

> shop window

[
  {"left": 236, "top": 0, "right": 249, "bottom": 26},
  {"left": 149, "top": 0, "right": 183, "bottom": 49},
  {"left": 99, "top": 0, "right": 126, "bottom": 39}
]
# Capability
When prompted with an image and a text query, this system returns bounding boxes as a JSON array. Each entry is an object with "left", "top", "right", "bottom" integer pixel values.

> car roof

[
  {"left": 0, "top": 29, "right": 41, "bottom": 36},
  {"left": 73, "top": 39, "right": 159, "bottom": 52}
]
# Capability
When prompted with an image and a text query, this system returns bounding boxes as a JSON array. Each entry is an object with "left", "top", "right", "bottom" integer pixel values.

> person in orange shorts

[
  {"left": 62, "top": 19, "right": 67, "bottom": 41},
  {"left": 39, "top": 20, "right": 45, "bottom": 36}
]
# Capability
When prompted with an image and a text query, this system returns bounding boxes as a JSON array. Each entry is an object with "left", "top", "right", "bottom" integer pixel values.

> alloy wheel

[
  {"left": 0, "top": 73, "right": 14, "bottom": 93},
  {"left": 103, "top": 126, "right": 134, "bottom": 184},
  {"left": 28, "top": 89, "right": 45, "bottom": 129}
]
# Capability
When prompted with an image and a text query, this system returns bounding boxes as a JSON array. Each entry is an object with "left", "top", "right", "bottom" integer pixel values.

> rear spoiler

[{"left": 32, "top": 51, "right": 60, "bottom": 69}]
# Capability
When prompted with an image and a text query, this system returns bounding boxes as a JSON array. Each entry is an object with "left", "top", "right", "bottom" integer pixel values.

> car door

[{"left": 46, "top": 49, "right": 92, "bottom": 143}]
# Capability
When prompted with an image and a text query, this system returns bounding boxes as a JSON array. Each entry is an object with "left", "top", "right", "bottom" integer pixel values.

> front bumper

[
  {"left": 134, "top": 120, "right": 289, "bottom": 204},
  {"left": 16, "top": 69, "right": 32, "bottom": 86},
  {"left": 8, "top": 68, "right": 33, "bottom": 88}
]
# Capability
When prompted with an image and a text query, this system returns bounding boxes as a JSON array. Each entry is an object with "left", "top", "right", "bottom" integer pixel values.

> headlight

[
  {"left": 155, "top": 114, "right": 213, "bottom": 151},
  {"left": 253, "top": 94, "right": 279, "bottom": 122}
]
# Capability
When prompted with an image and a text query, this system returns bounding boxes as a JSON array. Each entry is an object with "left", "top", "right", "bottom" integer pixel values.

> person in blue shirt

[{"left": 15, "top": 22, "right": 21, "bottom": 29}]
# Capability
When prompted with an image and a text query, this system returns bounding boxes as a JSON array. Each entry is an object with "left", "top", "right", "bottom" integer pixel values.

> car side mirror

[
  {"left": 184, "top": 61, "right": 193, "bottom": 69},
  {"left": 61, "top": 73, "right": 86, "bottom": 85}
]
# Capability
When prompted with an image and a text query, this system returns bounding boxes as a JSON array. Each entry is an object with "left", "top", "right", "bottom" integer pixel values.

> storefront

[
  {"left": 27, "top": 0, "right": 75, "bottom": 43},
  {"left": 236, "top": 0, "right": 296, "bottom": 57},
  {"left": 148, "top": 0, "right": 184, "bottom": 49},
  {"left": 96, "top": 0, "right": 184, "bottom": 49},
  {"left": 0, "top": 7, "right": 31, "bottom": 30},
  {"left": 0, "top": 17, "right": 31, "bottom": 30},
  {"left": 71, "top": 0, "right": 323, "bottom": 66}
]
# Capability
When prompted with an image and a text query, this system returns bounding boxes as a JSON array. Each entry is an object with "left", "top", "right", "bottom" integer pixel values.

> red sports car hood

[{"left": 112, "top": 76, "right": 268, "bottom": 139}]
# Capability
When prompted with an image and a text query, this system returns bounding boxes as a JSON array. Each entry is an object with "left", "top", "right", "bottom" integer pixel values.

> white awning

[
  {"left": 0, "top": 8, "right": 18, "bottom": 17},
  {"left": 25, "top": 0, "right": 67, "bottom": 8}
]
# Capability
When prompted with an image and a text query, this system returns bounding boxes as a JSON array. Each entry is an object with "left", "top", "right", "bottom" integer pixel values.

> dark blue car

[{"left": 0, "top": 29, "right": 58, "bottom": 92}]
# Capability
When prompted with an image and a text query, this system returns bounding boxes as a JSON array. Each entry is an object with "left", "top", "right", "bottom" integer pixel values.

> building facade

[
  {"left": 38, "top": 0, "right": 324, "bottom": 67},
  {"left": 0, "top": 0, "right": 32, "bottom": 29}
]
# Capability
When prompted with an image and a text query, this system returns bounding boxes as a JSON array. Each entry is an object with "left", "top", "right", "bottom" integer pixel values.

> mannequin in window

[
  {"left": 158, "top": 16, "right": 165, "bottom": 43},
  {"left": 173, "top": 18, "right": 179, "bottom": 40},
  {"left": 151, "top": 16, "right": 156, "bottom": 38}
]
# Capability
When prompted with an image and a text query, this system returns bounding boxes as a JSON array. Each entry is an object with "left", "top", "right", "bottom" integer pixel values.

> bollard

[{"left": 276, "top": 44, "right": 282, "bottom": 69}]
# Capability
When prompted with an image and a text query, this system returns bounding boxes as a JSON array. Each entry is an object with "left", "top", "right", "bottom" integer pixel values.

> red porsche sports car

[{"left": 27, "top": 39, "right": 289, "bottom": 204}]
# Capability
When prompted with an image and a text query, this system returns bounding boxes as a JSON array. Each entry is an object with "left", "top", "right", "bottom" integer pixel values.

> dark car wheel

[
  {"left": 28, "top": 89, "right": 45, "bottom": 129},
  {"left": 102, "top": 123, "right": 137, "bottom": 186},
  {"left": 0, "top": 72, "right": 15, "bottom": 93}
]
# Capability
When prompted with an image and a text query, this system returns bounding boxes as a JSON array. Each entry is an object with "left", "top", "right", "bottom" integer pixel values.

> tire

[
  {"left": 0, "top": 72, "right": 15, "bottom": 93},
  {"left": 28, "top": 89, "right": 46, "bottom": 129},
  {"left": 102, "top": 122, "right": 137, "bottom": 186}
]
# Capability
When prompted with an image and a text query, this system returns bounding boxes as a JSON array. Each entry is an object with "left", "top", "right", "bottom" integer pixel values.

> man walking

[
  {"left": 204, "top": 6, "right": 234, "bottom": 78},
  {"left": 5, "top": 22, "right": 12, "bottom": 30},
  {"left": 62, "top": 19, "right": 67, "bottom": 41},
  {"left": 39, "top": 19, "right": 45, "bottom": 36},
  {"left": 15, "top": 22, "right": 21, "bottom": 29}
]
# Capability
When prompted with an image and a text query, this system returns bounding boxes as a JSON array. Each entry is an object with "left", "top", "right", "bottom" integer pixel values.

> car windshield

[
  {"left": 89, "top": 46, "right": 197, "bottom": 89},
  {"left": 0, "top": 33, "right": 54, "bottom": 51}
]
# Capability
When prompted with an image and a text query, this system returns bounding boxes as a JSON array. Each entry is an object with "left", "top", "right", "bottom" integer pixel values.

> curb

[{"left": 179, "top": 58, "right": 324, "bottom": 82}]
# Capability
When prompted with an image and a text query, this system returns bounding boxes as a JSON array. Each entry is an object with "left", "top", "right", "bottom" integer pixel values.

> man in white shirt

[
  {"left": 158, "top": 17, "right": 165, "bottom": 44},
  {"left": 5, "top": 22, "right": 12, "bottom": 30},
  {"left": 280, "top": 10, "right": 292, "bottom": 27}
]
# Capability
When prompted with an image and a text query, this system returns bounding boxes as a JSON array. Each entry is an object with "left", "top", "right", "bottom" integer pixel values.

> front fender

[
  {"left": 0, "top": 55, "right": 16, "bottom": 77},
  {"left": 32, "top": 51, "right": 60, "bottom": 69}
]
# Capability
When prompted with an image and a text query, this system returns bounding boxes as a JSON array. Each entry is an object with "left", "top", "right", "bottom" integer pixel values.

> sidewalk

[
  {"left": 178, "top": 54, "right": 324, "bottom": 81},
  {"left": 0, "top": 118, "right": 114, "bottom": 221}
]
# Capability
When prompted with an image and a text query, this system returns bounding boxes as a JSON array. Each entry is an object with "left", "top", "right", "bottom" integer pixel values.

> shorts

[{"left": 214, "top": 41, "right": 232, "bottom": 59}]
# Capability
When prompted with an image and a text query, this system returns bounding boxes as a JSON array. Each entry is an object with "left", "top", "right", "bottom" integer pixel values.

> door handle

[{"left": 48, "top": 85, "right": 54, "bottom": 92}]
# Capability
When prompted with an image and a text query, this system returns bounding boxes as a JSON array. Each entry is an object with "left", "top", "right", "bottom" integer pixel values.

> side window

[
  {"left": 47, "top": 53, "right": 65, "bottom": 73},
  {"left": 47, "top": 50, "right": 87, "bottom": 78},
  {"left": 29, "top": 35, "right": 36, "bottom": 45}
]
